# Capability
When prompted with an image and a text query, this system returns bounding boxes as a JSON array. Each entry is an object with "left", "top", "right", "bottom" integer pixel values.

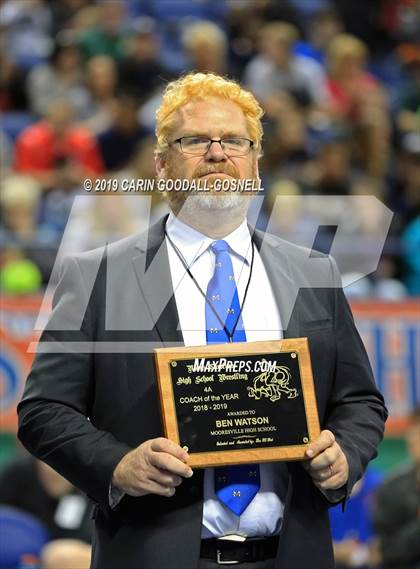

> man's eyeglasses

[{"left": 171, "top": 136, "right": 254, "bottom": 156}]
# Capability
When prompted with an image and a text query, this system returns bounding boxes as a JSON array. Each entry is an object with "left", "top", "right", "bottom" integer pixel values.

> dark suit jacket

[{"left": 18, "top": 216, "right": 387, "bottom": 569}]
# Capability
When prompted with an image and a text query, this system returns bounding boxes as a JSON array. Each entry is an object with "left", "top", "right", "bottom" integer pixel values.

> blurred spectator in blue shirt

[
  {"left": 244, "top": 21, "right": 327, "bottom": 109},
  {"left": 294, "top": 7, "right": 343, "bottom": 64},
  {"left": 330, "top": 468, "right": 383, "bottom": 569}
]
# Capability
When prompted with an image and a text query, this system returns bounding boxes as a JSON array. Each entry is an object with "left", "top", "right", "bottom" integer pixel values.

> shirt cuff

[{"left": 109, "top": 482, "right": 125, "bottom": 509}]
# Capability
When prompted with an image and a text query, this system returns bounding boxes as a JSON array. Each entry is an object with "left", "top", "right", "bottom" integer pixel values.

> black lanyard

[{"left": 165, "top": 230, "right": 255, "bottom": 342}]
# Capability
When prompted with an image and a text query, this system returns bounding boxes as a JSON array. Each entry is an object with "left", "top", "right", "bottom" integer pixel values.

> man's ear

[{"left": 155, "top": 153, "right": 166, "bottom": 179}]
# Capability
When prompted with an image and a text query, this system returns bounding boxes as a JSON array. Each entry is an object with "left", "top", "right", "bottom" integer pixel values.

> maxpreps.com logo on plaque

[{"left": 191, "top": 356, "right": 277, "bottom": 374}]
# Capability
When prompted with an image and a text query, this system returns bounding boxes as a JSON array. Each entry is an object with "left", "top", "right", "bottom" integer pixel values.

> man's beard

[{"left": 163, "top": 159, "right": 258, "bottom": 218}]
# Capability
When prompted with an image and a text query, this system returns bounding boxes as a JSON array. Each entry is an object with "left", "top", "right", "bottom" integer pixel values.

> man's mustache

[{"left": 192, "top": 164, "right": 240, "bottom": 179}]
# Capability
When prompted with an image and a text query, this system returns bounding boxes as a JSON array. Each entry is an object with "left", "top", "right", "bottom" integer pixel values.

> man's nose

[{"left": 205, "top": 140, "right": 227, "bottom": 161}]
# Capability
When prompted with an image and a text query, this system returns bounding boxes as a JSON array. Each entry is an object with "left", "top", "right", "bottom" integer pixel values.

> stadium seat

[{"left": 1, "top": 113, "right": 36, "bottom": 142}]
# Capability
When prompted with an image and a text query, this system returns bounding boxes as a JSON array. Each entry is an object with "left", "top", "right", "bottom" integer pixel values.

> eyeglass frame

[{"left": 170, "top": 136, "right": 255, "bottom": 156}]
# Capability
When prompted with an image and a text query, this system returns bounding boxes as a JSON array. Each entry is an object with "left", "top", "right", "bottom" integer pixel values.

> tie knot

[{"left": 211, "top": 240, "right": 229, "bottom": 254}]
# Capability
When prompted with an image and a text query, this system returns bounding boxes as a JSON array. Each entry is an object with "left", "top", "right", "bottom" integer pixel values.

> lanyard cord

[{"left": 164, "top": 230, "right": 255, "bottom": 342}]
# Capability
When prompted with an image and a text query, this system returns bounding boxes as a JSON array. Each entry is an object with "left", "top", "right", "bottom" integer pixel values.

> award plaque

[{"left": 154, "top": 339, "right": 320, "bottom": 468}]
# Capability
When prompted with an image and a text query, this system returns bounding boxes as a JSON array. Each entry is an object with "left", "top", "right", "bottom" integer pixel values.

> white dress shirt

[{"left": 166, "top": 212, "right": 287, "bottom": 538}]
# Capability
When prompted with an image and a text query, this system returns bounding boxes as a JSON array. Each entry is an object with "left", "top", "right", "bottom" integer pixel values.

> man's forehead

[{"left": 172, "top": 98, "right": 248, "bottom": 133}]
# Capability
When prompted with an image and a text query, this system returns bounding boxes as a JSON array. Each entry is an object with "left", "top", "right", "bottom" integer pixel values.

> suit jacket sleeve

[
  {"left": 324, "top": 255, "right": 388, "bottom": 501},
  {"left": 17, "top": 255, "right": 132, "bottom": 511}
]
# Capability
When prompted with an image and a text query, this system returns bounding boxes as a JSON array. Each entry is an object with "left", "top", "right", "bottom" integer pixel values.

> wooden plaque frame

[{"left": 154, "top": 338, "right": 320, "bottom": 468}]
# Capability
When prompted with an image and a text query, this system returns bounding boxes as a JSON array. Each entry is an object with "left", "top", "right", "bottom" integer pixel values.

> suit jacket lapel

[
  {"left": 131, "top": 215, "right": 184, "bottom": 346},
  {"left": 252, "top": 229, "right": 301, "bottom": 340}
]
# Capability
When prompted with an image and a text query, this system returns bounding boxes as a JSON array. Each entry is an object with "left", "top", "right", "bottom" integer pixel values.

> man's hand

[
  {"left": 112, "top": 437, "right": 193, "bottom": 498},
  {"left": 303, "top": 430, "right": 349, "bottom": 491}
]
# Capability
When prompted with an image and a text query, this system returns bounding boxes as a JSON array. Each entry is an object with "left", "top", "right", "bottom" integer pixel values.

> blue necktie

[{"left": 206, "top": 240, "right": 260, "bottom": 516}]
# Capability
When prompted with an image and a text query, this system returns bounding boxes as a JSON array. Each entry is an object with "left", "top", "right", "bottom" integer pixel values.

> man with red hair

[{"left": 18, "top": 73, "right": 386, "bottom": 569}]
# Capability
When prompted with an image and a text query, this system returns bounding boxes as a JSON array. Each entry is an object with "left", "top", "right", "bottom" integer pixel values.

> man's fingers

[
  {"left": 128, "top": 477, "right": 176, "bottom": 498},
  {"left": 150, "top": 437, "right": 189, "bottom": 462},
  {"left": 128, "top": 467, "right": 183, "bottom": 497},
  {"left": 313, "top": 472, "right": 346, "bottom": 491},
  {"left": 310, "top": 466, "right": 331, "bottom": 482},
  {"left": 144, "top": 480, "right": 177, "bottom": 497},
  {"left": 307, "top": 445, "right": 339, "bottom": 471},
  {"left": 302, "top": 431, "right": 349, "bottom": 491},
  {"left": 151, "top": 469, "right": 183, "bottom": 488},
  {"left": 151, "top": 451, "right": 193, "bottom": 478},
  {"left": 115, "top": 438, "right": 194, "bottom": 498},
  {"left": 305, "top": 430, "right": 335, "bottom": 458}
]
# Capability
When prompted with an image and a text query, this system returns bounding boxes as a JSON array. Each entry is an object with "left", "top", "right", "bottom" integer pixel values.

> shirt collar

[{"left": 166, "top": 212, "right": 252, "bottom": 266}]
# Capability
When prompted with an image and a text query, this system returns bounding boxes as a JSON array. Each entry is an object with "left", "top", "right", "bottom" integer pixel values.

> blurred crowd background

[
  {"left": 0, "top": 0, "right": 419, "bottom": 296},
  {"left": 0, "top": 1, "right": 419, "bottom": 568}
]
